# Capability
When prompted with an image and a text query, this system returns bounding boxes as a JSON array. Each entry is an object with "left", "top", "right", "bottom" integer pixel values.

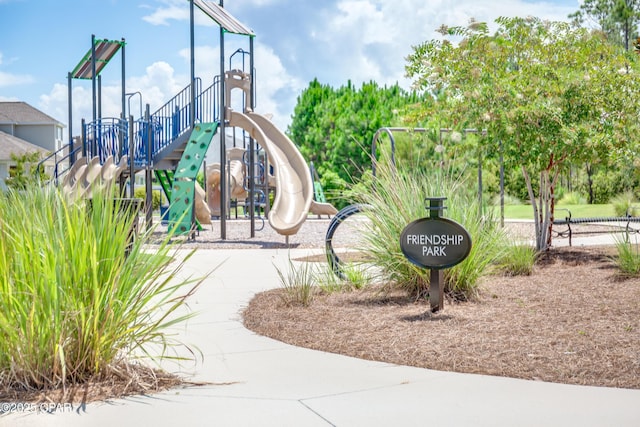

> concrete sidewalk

[{"left": 2, "top": 246, "right": 639, "bottom": 426}]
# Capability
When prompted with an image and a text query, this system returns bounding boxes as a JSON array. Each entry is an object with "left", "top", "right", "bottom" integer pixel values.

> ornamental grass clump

[
  {"left": 0, "top": 184, "right": 204, "bottom": 394},
  {"left": 276, "top": 257, "right": 317, "bottom": 307},
  {"left": 498, "top": 243, "right": 538, "bottom": 276},
  {"left": 614, "top": 233, "right": 640, "bottom": 276},
  {"left": 352, "top": 164, "right": 508, "bottom": 300}
]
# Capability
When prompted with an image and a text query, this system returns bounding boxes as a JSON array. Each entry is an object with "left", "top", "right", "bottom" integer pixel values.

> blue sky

[{"left": 0, "top": 0, "right": 580, "bottom": 139}]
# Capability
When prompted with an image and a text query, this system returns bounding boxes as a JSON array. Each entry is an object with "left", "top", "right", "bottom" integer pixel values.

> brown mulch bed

[
  {"left": 0, "top": 362, "right": 192, "bottom": 407},
  {"left": 243, "top": 245, "right": 640, "bottom": 389}
]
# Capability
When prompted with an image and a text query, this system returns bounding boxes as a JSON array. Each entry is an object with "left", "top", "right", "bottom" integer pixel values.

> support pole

[
  {"left": 249, "top": 36, "right": 256, "bottom": 238},
  {"left": 189, "top": 0, "right": 196, "bottom": 129},
  {"left": 128, "top": 115, "right": 135, "bottom": 198},
  {"left": 219, "top": 0, "right": 227, "bottom": 239},
  {"left": 67, "top": 72, "right": 74, "bottom": 166},
  {"left": 427, "top": 197, "right": 446, "bottom": 313},
  {"left": 145, "top": 104, "right": 153, "bottom": 230},
  {"left": 91, "top": 34, "right": 96, "bottom": 125},
  {"left": 429, "top": 269, "right": 444, "bottom": 313},
  {"left": 121, "top": 37, "right": 126, "bottom": 136}
]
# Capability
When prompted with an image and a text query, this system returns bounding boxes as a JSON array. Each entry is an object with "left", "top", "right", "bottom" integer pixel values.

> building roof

[
  {"left": 0, "top": 101, "right": 64, "bottom": 126},
  {"left": 0, "top": 130, "right": 50, "bottom": 161}
]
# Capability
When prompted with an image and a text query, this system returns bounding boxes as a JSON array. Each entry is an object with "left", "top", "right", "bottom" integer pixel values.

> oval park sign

[{"left": 400, "top": 217, "right": 472, "bottom": 269}]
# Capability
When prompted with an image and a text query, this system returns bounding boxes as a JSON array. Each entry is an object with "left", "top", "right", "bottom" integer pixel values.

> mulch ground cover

[{"left": 244, "top": 245, "right": 640, "bottom": 389}]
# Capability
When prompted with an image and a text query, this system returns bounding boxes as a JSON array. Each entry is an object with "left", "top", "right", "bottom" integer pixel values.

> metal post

[
  {"left": 67, "top": 72, "right": 74, "bottom": 166},
  {"left": 430, "top": 269, "right": 444, "bottom": 313},
  {"left": 426, "top": 197, "right": 446, "bottom": 313},
  {"left": 499, "top": 140, "right": 505, "bottom": 227},
  {"left": 145, "top": 104, "right": 153, "bottom": 230},
  {"left": 249, "top": 36, "right": 256, "bottom": 237},
  {"left": 121, "top": 38, "right": 126, "bottom": 124},
  {"left": 478, "top": 149, "right": 483, "bottom": 216},
  {"left": 98, "top": 75, "right": 102, "bottom": 123},
  {"left": 81, "top": 119, "right": 87, "bottom": 158},
  {"left": 189, "top": 0, "right": 196, "bottom": 129},
  {"left": 128, "top": 115, "right": 135, "bottom": 198},
  {"left": 219, "top": 0, "right": 227, "bottom": 239},
  {"left": 91, "top": 34, "right": 96, "bottom": 125}
]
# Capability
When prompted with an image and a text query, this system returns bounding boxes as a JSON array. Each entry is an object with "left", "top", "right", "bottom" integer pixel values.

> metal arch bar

[
  {"left": 371, "top": 127, "right": 395, "bottom": 178},
  {"left": 325, "top": 204, "right": 370, "bottom": 279},
  {"left": 371, "top": 127, "right": 430, "bottom": 177}
]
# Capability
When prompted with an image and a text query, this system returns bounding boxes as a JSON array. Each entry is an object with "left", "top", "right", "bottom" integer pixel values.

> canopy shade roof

[
  {"left": 71, "top": 39, "right": 125, "bottom": 80},
  {"left": 193, "top": 0, "right": 255, "bottom": 36}
]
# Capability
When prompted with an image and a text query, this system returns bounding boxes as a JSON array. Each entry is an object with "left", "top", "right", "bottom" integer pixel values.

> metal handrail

[
  {"left": 35, "top": 143, "right": 83, "bottom": 185},
  {"left": 84, "top": 117, "right": 128, "bottom": 163},
  {"left": 71, "top": 75, "right": 221, "bottom": 174},
  {"left": 150, "top": 78, "right": 201, "bottom": 154}
]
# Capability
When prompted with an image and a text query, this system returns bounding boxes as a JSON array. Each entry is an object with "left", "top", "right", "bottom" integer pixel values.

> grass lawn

[{"left": 500, "top": 204, "right": 616, "bottom": 220}]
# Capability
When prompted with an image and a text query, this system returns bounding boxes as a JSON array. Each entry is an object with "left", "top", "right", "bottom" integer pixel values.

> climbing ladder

[
  {"left": 310, "top": 161, "right": 327, "bottom": 203},
  {"left": 155, "top": 169, "right": 174, "bottom": 200},
  {"left": 168, "top": 122, "right": 219, "bottom": 234}
]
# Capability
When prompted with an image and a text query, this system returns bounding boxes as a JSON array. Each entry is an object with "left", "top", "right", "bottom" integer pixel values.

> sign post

[{"left": 400, "top": 197, "right": 472, "bottom": 312}]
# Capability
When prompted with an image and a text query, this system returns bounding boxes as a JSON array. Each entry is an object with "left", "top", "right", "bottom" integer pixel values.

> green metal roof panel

[
  {"left": 193, "top": 0, "right": 255, "bottom": 36},
  {"left": 71, "top": 39, "right": 125, "bottom": 80}
]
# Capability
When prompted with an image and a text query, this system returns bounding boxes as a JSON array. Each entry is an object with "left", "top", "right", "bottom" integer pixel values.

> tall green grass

[
  {"left": 0, "top": 185, "right": 204, "bottom": 391},
  {"left": 276, "top": 257, "right": 317, "bottom": 307},
  {"left": 352, "top": 165, "right": 508, "bottom": 300},
  {"left": 614, "top": 233, "right": 640, "bottom": 276},
  {"left": 611, "top": 191, "right": 639, "bottom": 217},
  {"left": 498, "top": 243, "right": 538, "bottom": 276}
]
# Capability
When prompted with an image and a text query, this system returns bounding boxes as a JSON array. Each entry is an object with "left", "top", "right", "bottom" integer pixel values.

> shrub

[
  {"left": 611, "top": 191, "right": 639, "bottom": 217},
  {"left": 491, "top": 193, "right": 522, "bottom": 206},
  {"left": 351, "top": 163, "right": 508, "bottom": 301},
  {"left": 0, "top": 184, "right": 205, "bottom": 393},
  {"left": 614, "top": 234, "right": 640, "bottom": 276},
  {"left": 134, "top": 187, "right": 162, "bottom": 211},
  {"left": 276, "top": 257, "right": 317, "bottom": 307},
  {"left": 498, "top": 243, "right": 538, "bottom": 276},
  {"left": 558, "top": 191, "right": 587, "bottom": 205},
  {"left": 316, "top": 261, "right": 371, "bottom": 294}
]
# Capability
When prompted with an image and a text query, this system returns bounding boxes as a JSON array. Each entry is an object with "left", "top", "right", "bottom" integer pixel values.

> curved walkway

[{"left": 3, "top": 242, "right": 640, "bottom": 426}]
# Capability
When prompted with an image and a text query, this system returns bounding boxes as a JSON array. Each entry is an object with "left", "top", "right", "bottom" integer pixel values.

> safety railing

[
  {"left": 77, "top": 75, "right": 221, "bottom": 172},
  {"left": 35, "top": 143, "right": 83, "bottom": 185},
  {"left": 83, "top": 117, "right": 128, "bottom": 164},
  {"left": 150, "top": 78, "right": 201, "bottom": 155}
]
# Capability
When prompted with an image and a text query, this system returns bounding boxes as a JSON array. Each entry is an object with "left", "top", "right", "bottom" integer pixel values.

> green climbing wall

[{"left": 168, "top": 122, "right": 218, "bottom": 235}]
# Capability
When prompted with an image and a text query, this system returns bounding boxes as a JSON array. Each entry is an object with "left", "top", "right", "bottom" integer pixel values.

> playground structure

[
  {"left": 42, "top": 1, "right": 336, "bottom": 239},
  {"left": 60, "top": 155, "right": 129, "bottom": 200}
]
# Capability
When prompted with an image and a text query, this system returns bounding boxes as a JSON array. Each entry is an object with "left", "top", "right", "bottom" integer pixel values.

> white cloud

[
  {"left": 141, "top": 0, "right": 226, "bottom": 27},
  {"left": 39, "top": 61, "right": 189, "bottom": 139},
  {"left": 34, "top": 0, "right": 579, "bottom": 141},
  {"left": 309, "top": 0, "right": 576, "bottom": 90},
  {"left": 0, "top": 71, "right": 34, "bottom": 88},
  {"left": 0, "top": 51, "right": 34, "bottom": 87},
  {"left": 141, "top": 0, "right": 187, "bottom": 26},
  {"left": 175, "top": 41, "right": 302, "bottom": 130}
]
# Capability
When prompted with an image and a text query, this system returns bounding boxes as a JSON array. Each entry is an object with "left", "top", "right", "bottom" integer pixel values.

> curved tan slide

[
  {"left": 228, "top": 110, "right": 318, "bottom": 235},
  {"left": 61, "top": 155, "right": 129, "bottom": 200},
  {"left": 206, "top": 147, "right": 247, "bottom": 217},
  {"left": 194, "top": 182, "right": 211, "bottom": 225}
]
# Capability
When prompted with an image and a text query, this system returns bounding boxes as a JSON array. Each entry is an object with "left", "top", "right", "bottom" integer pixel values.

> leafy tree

[
  {"left": 569, "top": 0, "right": 640, "bottom": 50},
  {"left": 287, "top": 79, "right": 425, "bottom": 204},
  {"left": 5, "top": 152, "right": 48, "bottom": 190},
  {"left": 406, "top": 17, "right": 640, "bottom": 251}
]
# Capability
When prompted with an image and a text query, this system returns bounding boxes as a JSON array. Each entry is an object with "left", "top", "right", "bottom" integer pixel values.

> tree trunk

[
  {"left": 522, "top": 166, "right": 542, "bottom": 250},
  {"left": 522, "top": 166, "right": 558, "bottom": 252},
  {"left": 586, "top": 163, "right": 594, "bottom": 204}
]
